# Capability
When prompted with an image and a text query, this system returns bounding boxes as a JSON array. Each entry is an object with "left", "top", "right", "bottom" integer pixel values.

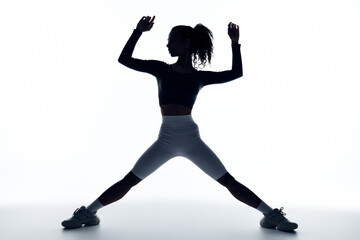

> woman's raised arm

[
  {"left": 202, "top": 22, "right": 243, "bottom": 86},
  {"left": 118, "top": 16, "right": 159, "bottom": 74}
]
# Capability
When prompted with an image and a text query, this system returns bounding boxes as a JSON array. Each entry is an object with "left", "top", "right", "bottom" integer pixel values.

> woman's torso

[
  {"left": 161, "top": 104, "right": 192, "bottom": 115},
  {"left": 159, "top": 64, "right": 201, "bottom": 116}
]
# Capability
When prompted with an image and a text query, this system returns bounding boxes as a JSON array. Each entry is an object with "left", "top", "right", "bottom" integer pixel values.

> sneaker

[
  {"left": 260, "top": 207, "right": 298, "bottom": 232},
  {"left": 61, "top": 206, "right": 100, "bottom": 229}
]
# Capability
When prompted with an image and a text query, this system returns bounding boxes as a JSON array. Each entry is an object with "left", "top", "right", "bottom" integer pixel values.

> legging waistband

[
  {"left": 160, "top": 114, "right": 198, "bottom": 133},
  {"left": 161, "top": 114, "right": 195, "bottom": 124}
]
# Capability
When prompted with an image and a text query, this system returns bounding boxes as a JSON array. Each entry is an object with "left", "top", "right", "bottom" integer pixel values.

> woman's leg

[
  {"left": 183, "top": 138, "right": 272, "bottom": 214},
  {"left": 62, "top": 171, "right": 142, "bottom": 228},
  {"left": 97, "top": 171, "right": 142, "bottom": 206},
  {"left": 87, "top": 139, "right": 176, "bottom": 212},
  {"left": 217, "top": 172, "right": 264, "bottom": 209}
]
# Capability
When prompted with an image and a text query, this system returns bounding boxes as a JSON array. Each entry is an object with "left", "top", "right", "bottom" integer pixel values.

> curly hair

[{"left": 172, "top": 24, "right": 213, "bottom": 69}]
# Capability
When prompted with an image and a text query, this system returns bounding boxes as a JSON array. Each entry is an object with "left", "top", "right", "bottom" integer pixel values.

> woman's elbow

[
  {"left": 236, "top": 69, "right": 243, "bottom": 78},
  {"left": 118, "top": 55, "right": 125, "bottom": 64},
  {"left": 118, "top": 56, "right": 130, "bottom": 67},
  {"left": 231, "top": 66, "right": 242, "bottom": 79}
]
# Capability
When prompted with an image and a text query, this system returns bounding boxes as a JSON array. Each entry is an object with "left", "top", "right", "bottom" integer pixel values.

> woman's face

[{"left": 166, "top": 30, "right": 189, "bottom": 57}]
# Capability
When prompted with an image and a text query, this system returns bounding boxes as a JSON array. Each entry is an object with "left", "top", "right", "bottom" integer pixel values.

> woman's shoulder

[
  {"left": 145, "top": 59, "right": 167, "bottom": 66},
  {"left": 141, "top": 59, "right": 169, "bottom": 72}
]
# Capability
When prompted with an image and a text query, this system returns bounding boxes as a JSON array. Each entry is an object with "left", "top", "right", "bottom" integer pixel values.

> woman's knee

[
  {"left": 217, "top": 172, "right": 236, "bottom": 187},
  {"left": 123, "top": 171, "right": 142, "bottom": 187}
]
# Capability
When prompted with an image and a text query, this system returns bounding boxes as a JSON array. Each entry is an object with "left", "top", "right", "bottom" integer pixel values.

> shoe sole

[
  {"left": 85, "top": 219, "right": 100, "bottom": 227},
  {"left": 277, "top": 223, "right": 298, "bottom": 232},
  {"left": 62, "top": 218, "right": 100, "bottom": 229},
  {"left": 260, "top": 221, "right": 298, "bottom": 232}
]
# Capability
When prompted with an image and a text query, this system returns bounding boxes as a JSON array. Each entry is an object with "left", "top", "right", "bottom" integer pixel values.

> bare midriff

[{"left": 161, "top": 104, "right": 192, "bottom": 116}]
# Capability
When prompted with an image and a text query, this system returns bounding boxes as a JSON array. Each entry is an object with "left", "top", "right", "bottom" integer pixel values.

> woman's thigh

[
  {"left": 131, "top": 140, "right": 176, "bottom": 180},
  {"left": 182, "top": 138, "right": 228, "bottom": 180}
]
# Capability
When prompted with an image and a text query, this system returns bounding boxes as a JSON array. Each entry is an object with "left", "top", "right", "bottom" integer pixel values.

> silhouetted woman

[{"left": 62, "top": 16, "right": 298, "bottom": 232}]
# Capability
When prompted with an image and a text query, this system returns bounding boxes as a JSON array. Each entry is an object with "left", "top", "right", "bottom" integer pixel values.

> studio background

[{"left": 1, "top": 0, "right": 359, "bottom": 210}]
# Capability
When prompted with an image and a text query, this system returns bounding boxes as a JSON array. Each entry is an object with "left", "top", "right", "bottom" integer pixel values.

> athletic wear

[
  {"left": 256, "top": 201, "right": 273, "bottom": 214},
  {"left": 131, "top": 115, "right": 227, "bottom": 180},
  {"left": 260, "top": 207, "right": 298, "bottom": 232},
  {"left": 87, "top": 199, "right": 104, "bottom": 213},
  {"left": 118, "top": 29, "right": 242, "bottom": 109},
  {"left": 61, "top": 206, "right": 100, "bottom": 229}
]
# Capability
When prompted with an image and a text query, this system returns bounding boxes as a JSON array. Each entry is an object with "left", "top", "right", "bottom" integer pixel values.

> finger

[
  {"left": 149, "top": 15, "right": 156, "bottom": 24},
  {"left": 147, "top": 16, "right": 153, "bottom": 24},
  {"left": 149, "top": 22, "right": 155, "bottom": 29}
]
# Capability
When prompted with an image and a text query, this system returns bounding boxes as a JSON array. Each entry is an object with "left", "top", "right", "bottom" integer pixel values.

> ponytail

[{"left": 191, "top": 24, "right": 213, "bottom": 68}]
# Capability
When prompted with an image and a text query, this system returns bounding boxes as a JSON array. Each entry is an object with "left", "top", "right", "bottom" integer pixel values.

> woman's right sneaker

[
  {"left": 260, "top": 207, "right": 298, "bottom": 232},
  {"left": 61, "top": 206, "right": 100, "bottom": 229}
]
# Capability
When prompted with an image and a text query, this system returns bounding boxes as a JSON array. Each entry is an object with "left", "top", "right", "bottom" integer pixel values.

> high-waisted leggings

[
  {"left": 97, "top": 114, "right": 263, "bottom": 209},
  {"left": 131, "top": 115, "right": 227, "bottom": 180}
]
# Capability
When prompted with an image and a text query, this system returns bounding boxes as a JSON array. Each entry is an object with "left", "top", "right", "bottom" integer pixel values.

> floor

[{"left": 1, "top": 201, "right": 359, "bottom": 240}]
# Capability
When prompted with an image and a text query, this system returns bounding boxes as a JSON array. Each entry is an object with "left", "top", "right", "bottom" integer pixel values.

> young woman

[{"left": 62, "top": 16, "right": 298, "bottom": 232}]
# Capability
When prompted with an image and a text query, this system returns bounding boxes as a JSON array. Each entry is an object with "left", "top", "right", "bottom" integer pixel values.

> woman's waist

[
  {"left": 160, "top": 114, "right": 198, "bottom": 131},
  {"left": 160, "top": 104, "right": 192, "bottom": 116}
]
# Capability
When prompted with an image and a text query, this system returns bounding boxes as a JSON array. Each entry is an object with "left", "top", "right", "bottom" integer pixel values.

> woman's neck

[{"left": 175, "top": 53, "right": 193, "bottom": 70}]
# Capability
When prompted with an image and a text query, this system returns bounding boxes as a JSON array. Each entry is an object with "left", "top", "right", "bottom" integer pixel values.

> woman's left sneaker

[
  {"left": 260, "top": 207, "right": 298, "bottom": 232},
  {"left": 61, "top": 206, "right": 100, "bottom": 229}
]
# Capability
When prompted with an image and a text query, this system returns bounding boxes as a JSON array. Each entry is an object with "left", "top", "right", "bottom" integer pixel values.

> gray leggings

[{"left": 131, "top": 115, "right": 228, "bottom": 180}]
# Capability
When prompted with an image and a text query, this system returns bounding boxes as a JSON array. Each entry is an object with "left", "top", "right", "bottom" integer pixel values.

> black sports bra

[{"left": 118, "top": 29, "right": 243, "bottom": 109}]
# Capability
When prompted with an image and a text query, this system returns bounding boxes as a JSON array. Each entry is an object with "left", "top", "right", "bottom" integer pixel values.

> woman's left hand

[
  {"left": 136, "top": 16, "right": 156, "bottom": 32},
  {"left": 228, "top": 22, "right": 239, "bottom": 43}
]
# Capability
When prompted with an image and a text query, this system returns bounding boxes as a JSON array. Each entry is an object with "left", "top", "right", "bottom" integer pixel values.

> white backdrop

[{"left": 1, "top": 0, "right": 359, "bottom": 210}]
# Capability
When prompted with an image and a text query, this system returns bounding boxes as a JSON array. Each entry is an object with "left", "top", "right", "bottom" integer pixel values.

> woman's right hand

[
  {"left": 136, "top": 16, "right": 155, "bottom": 32},
  {"left": 228, "top": 22, "right": 239, "bottom": 43}
]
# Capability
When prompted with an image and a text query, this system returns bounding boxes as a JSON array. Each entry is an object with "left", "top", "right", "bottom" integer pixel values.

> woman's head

[{"left": 167, "top": 24, "right": 213, "bottom": 68}]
